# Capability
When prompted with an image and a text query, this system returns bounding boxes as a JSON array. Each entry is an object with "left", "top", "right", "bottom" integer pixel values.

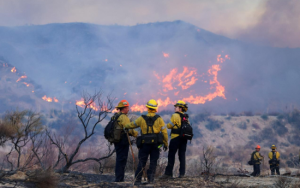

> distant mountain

[{"left": 0, "top": 21, "right": 300, "bottom": 113}]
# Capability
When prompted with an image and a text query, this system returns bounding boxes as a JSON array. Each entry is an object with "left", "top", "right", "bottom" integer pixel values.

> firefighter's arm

[
  {"left": 259, "top": 153, "right": 264, "bottom": 160},
  {"left": 120, "top": 115, "right": 138, "bottom": 137},
  {"left": 129, "top": 130, "right": 138, "bottom": 137},
  {"left": 277, "top": 152, "right": 280, "bottom": 160},
  {"left": 160, "top": 118, "right": 168, "bottom": 147},
  {"left": 167, "top": 114, "right": 180, "bottom": 129},
  {"left": 125, "top": 116, "right": 141, "bottom": 129}
]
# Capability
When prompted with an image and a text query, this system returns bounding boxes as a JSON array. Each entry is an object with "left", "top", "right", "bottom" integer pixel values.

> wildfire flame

[
  {"left": 217, "top": 54, "right": 230, "bottom": 63},
  {"left": 75, "top": 98, "right": 99, "bottom": 111},
  {"left": 155, "top": 66, "right": 198, "bottom": 92},
  {"left": 163, "top": 52, "right": 169, "bottom": 58},
  {"left": 53, "top": 97, "right": 59, "bottom": 103},
  {"left": 131, "top": 104, "right": 146, "bottom": 113},
  {"left": 16, "top": 75, "right": 27, "bottom": 82},
  {"left": 42, "top": 95, "right": 52, "bottom": 102},
  {"left": 23, "top": 82, "right": 30, "bottom": 87},
  {"left": 130, "top": 53, "right": 230, "bottom": 111},
  {"left": 42, "top": 95, "right": 59, "bottom": 103},
  {"left": 182, "top": 64, "right": 226, "bottom": 104},
  {"left": 11, "top": 67, "right": 16, "bottom": 73}
]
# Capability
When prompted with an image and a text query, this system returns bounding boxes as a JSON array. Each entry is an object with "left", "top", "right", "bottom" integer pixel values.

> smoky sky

[
  {"left": 0, "top": 0, "right": 299, "bottom": 48},
  {"left": 237, "top": 0, "right": 300, "bottom": 48}
]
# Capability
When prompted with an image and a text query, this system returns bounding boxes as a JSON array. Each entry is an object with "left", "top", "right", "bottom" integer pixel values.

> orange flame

[
  {"left": 75, "top": 98, "right": 99, "bottom": 111},
  {"left": 16, "top": 75, "right": 27, "bottom": 82},
  {"left": 53, "top": 97, "right": 59, "bottom": 103},
  {"left": 217, "top": 54, "right": 230, "bottom": 63},
  {"left": 112, "top": 108, "right": 119, "bottom": 113},
  {"left": 11, "top": 67, "right": 16, "bottom": 73},
  {"left": 156, "top": 66, "right": 198, "bottom": 92},
  {"left": 163, "top": 52, "right": 169, "bottom": 58},
  {"left": 130, "top": 104, "right": 146, "bottom": 113},
  {"left": 182, "top": 64, "right": 226, "bottom": 104},
  {"left": 42, "top": 95, "right": 59, "bottom": 103},
  {"left": 42, "top": 95, "right": 53, "bottom": 102},
  {"left": 157, "top": 97, "right": 173, "bottom": 107},
  {"left": 23, "top": 82, "right": 30, "bottom": 87}
]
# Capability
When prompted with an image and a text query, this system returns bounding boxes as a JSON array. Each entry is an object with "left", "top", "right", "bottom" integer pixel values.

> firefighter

[
  {"left": 113, "top": 100, "right": 138, "bottom": 182},
  {"left": 125, "top": 99, "right": 168, "bottom": 185},
  {"left": 250, "top": 145, "right": 264, "bottom": 177},
  {"left": 160, "top": 100, "right": 189, "bottom": 179},
  {"left": 268, "top": 145, "right": 280, "bottom": 175}
]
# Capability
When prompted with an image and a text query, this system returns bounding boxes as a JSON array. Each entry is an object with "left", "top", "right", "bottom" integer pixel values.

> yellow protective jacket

[
  {"left": 114, "top": 112, "right": 138, "bottom": 137},
  {"left": 125, "top": 112, "right": 168, "bottom": 147},
  {"left": 167, "top": 112, "right": 184, "bottom": 139},
  {"left": 268, "top": 151, "right": 280, "bottom": 161},
  {"left": 252, "top": 151, "right": 263, "bottom": 164}
]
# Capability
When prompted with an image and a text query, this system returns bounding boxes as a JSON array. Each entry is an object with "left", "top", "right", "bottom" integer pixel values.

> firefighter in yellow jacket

[
  {"left": 113, "top": 100, "right": 138, "bottom": 182},
  {"left": 125, "top": 99, "right": 168, "bottom": 185},
  {"left": 161, "top": 100, "right": 189, "bottom": 179},
  {"left": 268, "top": 145, "right": 280, "bottom": 175},
  {"left": 250, "top": 145, "right": 264, "bottom": 176}
]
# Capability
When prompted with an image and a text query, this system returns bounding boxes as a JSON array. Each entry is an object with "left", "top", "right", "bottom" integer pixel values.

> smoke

[
  {"left": 238, "top": 0, "right": 300, "bottom": 48},
  {"left": 0, "top": 21, "right": 300, "bottom": 114}
]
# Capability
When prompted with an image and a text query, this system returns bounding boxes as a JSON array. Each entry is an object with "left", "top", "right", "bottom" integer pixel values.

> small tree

[
  {"left": 47, "top": 91, "right": 116, "bottom": 173},
  {"left": 0, "top": 121, "right": 17, "bottom": 146},
  {"left": 2, "top": 110, "right": 44, "bottom": 173},
  {"left": 201, "top": 146, "right": 218, "bottom": 181}
]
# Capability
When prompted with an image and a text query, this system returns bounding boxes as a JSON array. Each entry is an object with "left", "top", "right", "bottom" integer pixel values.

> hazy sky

[{"left": 0, "top": 0, "right": 299, "bottom": 48}]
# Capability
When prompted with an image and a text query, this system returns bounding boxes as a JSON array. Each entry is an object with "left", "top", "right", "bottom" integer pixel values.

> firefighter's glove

[{"left": 163, "top": 146, "right": 168, "bottom": 152}]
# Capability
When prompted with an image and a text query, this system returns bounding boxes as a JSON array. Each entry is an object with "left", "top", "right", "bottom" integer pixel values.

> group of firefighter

[
  {"left": 249, "top": 144, "right": 281, "bottom": 176},
  {"left": 109, "top": 99, "right": 282, "bottom": 185},
  {"left": 111, "top": 99, "right": 188, "bottom": 185}
]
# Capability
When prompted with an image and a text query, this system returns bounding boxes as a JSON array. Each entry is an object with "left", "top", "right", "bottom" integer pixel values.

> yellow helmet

[
  {"left": 146, "top": 99, "right": 158, "bottom": 110},
  {"left": 271, "top": 145, "right": 276, "bottom": 150},
  {"left": 174, "top": 100, "right": 188, "bottom": 112}
]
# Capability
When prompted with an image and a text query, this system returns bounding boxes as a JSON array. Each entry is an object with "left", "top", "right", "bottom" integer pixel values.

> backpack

[
  {"left": 104, "top": 113, "right": 123, "bottom": 143},
  {"left": 138, "top": 115, "right": 163, "bottom": 145},
  {"left": 269, "top": 151, "right": 278, "bottom": 165},
  {"left": 171, "top": 112, "right": 193, "bottom": 140},
  {"left": 248, "top": 151, "right": 259, "bottom": 166}
]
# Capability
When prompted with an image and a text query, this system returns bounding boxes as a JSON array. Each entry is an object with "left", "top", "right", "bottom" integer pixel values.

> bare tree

[
  {"left": 0, "top": 121, "right": 16, "bottom": 146},
  {"left": 201, "top": 146, "right": 218, "bottom": 181},
  {"left": 2, "top": 110, "right": 44, "bottom": 174},
  {"left": 47, "top": 91, "right": 116, "bottom": 173}
]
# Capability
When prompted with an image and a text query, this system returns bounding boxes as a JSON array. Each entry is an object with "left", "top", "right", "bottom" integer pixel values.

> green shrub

[
  {"left": 193, "top": 125, "right": 203, "bottom": 138},
  {"left": 193, "top": 111, "right": 211, "bottom": 123},
  {"left": 244, "top": 111, "right": 253, "bottom": 116},
  {"left": 287, "top": 109, "right": 300, "bottom": 126},
  {"left": 252, "top": 122, "right": 260, "bottom": 129},
  {"left": 261, "top": 114, "right": 269, "bottom": 120},
  {"left": 268, "top": 112, "right": 280, "bottom": 116},
  {"left": 277, "top": 114, "right": 286, "bottom": 120},
  {"left": 238, "top": 122, "right": 247, "bottom": 130},
  {"left": 205, "top": 118, "right": 223, "bottom": 131},
  {"left": 225, "top": 116, "right": 231, "bottom": 120},
  {"left": 272, "top": 120, "right": 288, "bottom": 136},
  {"left": 229, "top": 112, "right": 238, "bottom": 117}
]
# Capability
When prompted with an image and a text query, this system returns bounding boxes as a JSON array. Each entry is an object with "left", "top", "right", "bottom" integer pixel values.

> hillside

[{"left": 0, "top": 21, "right": 300, "bottom": 113}]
